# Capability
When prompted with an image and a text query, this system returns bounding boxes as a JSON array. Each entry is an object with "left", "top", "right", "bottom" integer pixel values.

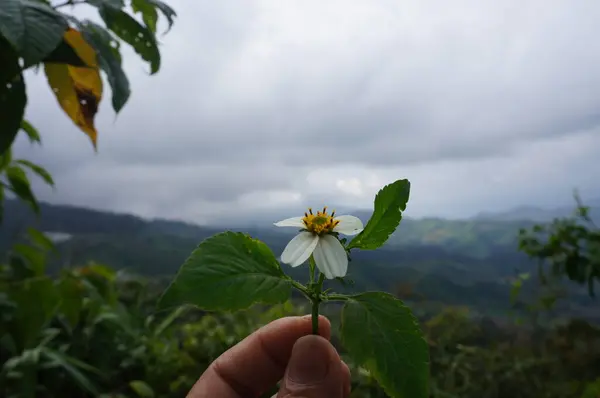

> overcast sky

[{"left": 13, "top": 0, "right": 600, "bottom": 225}]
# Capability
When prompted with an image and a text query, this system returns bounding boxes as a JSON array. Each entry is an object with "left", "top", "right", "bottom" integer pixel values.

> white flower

[{"left": 274, "top": 207, "right": 364, "bottom": 279}]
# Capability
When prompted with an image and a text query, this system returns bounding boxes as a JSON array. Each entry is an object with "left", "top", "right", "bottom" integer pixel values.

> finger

[
  {"left": 187, "top": 315, "right": 331, "bottom": 398},
  {"left": 341, "top": 361, "right": 351, "bottom": 397},
  {"left": 276, "top": 335, "right": 346, "bottom": 398},
  {"left": 270, "top": 356, "right": 351, "bottom": 398}
]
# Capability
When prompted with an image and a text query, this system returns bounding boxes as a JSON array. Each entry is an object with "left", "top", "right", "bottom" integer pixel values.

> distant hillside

[
  {"left": 1, "top": 199, "right": 533, "bottom": 258},
  {"left": 341, "top": 209, "right": 534, "bottom": 258},
  {"left": 472, "top": 198, "right": 600, "bottom": 222},
  {"left": 0, "top": 201, "right": 536, "bottom": 285},
  {"left": 0, "top": 199, "right": 553, "bottom": 269},
  {"left": 0, "top": 199, "right": 529, "bottom": 273},
  {"left": 1, "top": 199, "right": 596, "bottom": 319}
]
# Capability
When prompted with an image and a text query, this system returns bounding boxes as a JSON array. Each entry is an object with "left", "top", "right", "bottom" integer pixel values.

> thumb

[{"left": 276, "top": 335, "right": 345, "bottom": 398}]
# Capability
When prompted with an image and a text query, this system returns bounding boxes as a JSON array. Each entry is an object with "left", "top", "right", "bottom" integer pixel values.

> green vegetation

[
  {"left": 1, "top": 0, "right": 175, "bottom": 152},
  {"left": 1, "top": 0, "right": 176, "bottom": 251},
  {"left": 2, "top": 199, "right": 596, "bottom": 320},
  {"left": 1, "top": 208, "right": 600, "bottom": 397},
  {"left": 387, "top": 217, "right": 535, "bottom": 257},
  {"left": 518, "top": 195, "right": 600, "bottom": 297},
  {"left": 0, "top": 198, "right": 599, "bottom": 397}
]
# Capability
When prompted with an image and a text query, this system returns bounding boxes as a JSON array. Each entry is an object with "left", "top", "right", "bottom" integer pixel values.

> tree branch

[{"left": 53, "top": 0, "right": 85, "bottom": 9}]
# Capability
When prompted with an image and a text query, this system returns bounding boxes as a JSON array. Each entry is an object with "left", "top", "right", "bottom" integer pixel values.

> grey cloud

[{"left": 11, "top": 0, "right": 600, "bottom": 223}]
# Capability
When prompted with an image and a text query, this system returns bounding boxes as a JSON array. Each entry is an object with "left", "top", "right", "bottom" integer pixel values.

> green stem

[
  {"left": 291, "top": 280, "right": 309, "bottom": 296},
  {"left": 311, "top": 296, "right": 320, "bottom": 334},
  {"left": 316, "top": 271, "right": 325, "bottom": 291},
  {"left": 308, "top": 256, "right": 316, "bottom": 284},
  {"left": 325, "top": 293, "right": 350, "bottom": 301},
  {"left": 311, "top": 271, "right": 326, "bottom": 334}
]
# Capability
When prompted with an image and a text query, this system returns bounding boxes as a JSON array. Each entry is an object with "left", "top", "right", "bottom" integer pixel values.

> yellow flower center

[{"left": 301, "top": 207, "right": 339, "bottom": 235}]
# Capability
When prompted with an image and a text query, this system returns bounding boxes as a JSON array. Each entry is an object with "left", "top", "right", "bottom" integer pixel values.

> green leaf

[
  {"left": 42, "top": 36, "right": 88, "bottom": 66},
  {"left": 0, "top": 147, "right": 11, "bottom": 169},
  {"left": 41, "top": 348, "right": 100, "bottom": 396},
  {"left": 132, "top": 0, "right": 158, "bottom": 34},
  {"left": 13, "top": 243, "right": 46, "bottom": 275},
  {"left": 16, "top": 159, "right": 54, "bottom": 186},
  {"left": 27, "top": 227, "right": 55, "bottom": 251},
  {"left": 3, "top": 347, "right": 42, "bottom": 370},
  {"left": 0, "top": 35, "right": 21, "bottom": 87},
  {"left": 79, "top": 263, "right": 117, "bottom": 281},
  {"left": 87, "top": 0, "right": 125, "bottom": 8},
  {"left": 158, "top": 232, "right": 292, "bottom": 311},
  {"left": 57, "top": 277, "right": 83, "bottom": 328},
  {"left": 99, "top": 7, "right": 161, "bottom": 74},
  {"left": 152, "top": 305, "right": 188, "bottom": 337},
  {"left": 347, "top": 179, "right": 410, "bottom": 250},
  {"left": 80, "top": 20, "right": 130, "bottom": 112},
  {"left": 6, "top": 276, "right": 60, "bottom": 350},
  {"left": 129, "top": 380, "right": 155, "bottom": 398},
  {"left": 20, "top": 120, "right": 41, "bottom": 144},
  {"left": 6, "top": 165, "right": 39, "bottom": 213},
  {"left": 146, "top": 0, "right": 176, "bottom": 33},
  {"left": 80, "top": 19, "right": 122, "bottom": 62},
  {"left": 8, "top": 253, "right": 36, "bottom": 280},
  {"left": 340, "top": 292, "right": 429, "bottom": 398},
  {"left": 0, "top": 0, "right": 68, "bottom": 66},
  {"left": 582, "top": 378, "right": 600, "bottom": 398},
  {"left": 0, "top": 74, "right": 26, "bottom": 155}
]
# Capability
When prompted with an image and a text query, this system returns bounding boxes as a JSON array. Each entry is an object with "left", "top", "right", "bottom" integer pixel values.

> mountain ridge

[
  {"left": 3, "top": 198, "right": 592, "bottom": 257},
  {"left": 4, "top": 196, "right": 596, "bottom": 230},
  {"left": 471, "top": 198, "right": 600, "bottom": 222},
  {"left": 2, "top": 198, "right": 597, "bottom": 320}
]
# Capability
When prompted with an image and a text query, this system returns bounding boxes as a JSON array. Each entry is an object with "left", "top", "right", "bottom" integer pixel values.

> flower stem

[
  {"left": 308, "top": 256, "right": 315, "bottom": 284},
  {"left": 316, "top": 271, "right": 325, "bottom": 291},
  {"left": 311, "top": 271, "right": 326, "bottom": 335},
  {"left": 311, "top": 296, "right": 320, "bottom": 334}
]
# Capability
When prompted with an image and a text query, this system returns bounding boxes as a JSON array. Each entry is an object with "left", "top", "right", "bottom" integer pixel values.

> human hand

[{"left": 187, "top": 315, "right": 351, "bottom": 398}]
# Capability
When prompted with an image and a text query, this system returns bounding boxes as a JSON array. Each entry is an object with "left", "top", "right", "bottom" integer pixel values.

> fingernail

[{"left": 288, "top": 336, "right": 330, "bottom": 384}]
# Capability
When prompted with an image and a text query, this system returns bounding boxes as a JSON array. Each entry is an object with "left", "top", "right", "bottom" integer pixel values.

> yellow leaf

[
  {"left": 64, "top": 28, "right": 98, "bottom": 68},
  {"left": 44, "top": 29, "right": 103, "bottom": 149}
]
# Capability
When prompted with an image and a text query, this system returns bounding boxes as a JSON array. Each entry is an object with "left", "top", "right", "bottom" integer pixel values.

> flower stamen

[{"left": 301, "top": 206, "right": 339, "bottom": 235}]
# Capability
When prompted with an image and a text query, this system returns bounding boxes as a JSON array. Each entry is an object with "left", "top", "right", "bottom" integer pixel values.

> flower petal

[
  {"left": 274, "top": 217, "right": 305, "bottom": 228},
  {"left": 313, "top": 234, "right": 348, "bottom": 279},
  {"left": 281, "top": 232, "right": 319, "bottom": 267},
  {"left": 333, "top": 215, "right": 364, "bottom": 236}
]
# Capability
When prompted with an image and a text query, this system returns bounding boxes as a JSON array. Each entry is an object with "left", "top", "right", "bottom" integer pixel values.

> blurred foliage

[
  {"left": 519, "top": 194, "right": 600, "bottom": 297},
  {"left": 1, "top": 228, "right": 599, "bottom": 397},
  {"left": 423, "top": 308, "right": 600, "bottom": 398},
  {"left": 0, "top": 0, "right": 177, "bottom": 246},
  {"left": 387, "top": 217, "right": 534, "bottom": 258},
  {"left": 0, "top": 0, "right": 176, "bottom": 152},
  {"left": 0, "top": 135, "right": 54, "bottom": 221},
  {"left": 0, "top": 234, "right": 308, "bottom": 398}
]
